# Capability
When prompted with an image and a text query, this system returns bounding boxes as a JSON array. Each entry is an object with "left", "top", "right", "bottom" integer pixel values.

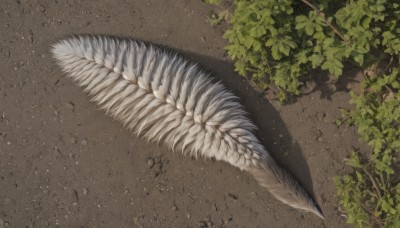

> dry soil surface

[{"left": 0, "top": 1, "right": 365, "bottom": 227}]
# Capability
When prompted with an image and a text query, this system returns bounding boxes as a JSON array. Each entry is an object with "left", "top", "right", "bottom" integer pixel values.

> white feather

[{"left": 52, "top": 35, "right": 324, "bottom": 219}]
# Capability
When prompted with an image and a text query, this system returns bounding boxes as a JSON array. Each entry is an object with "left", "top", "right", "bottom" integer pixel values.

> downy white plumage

[{"left": 51, "top": 35, "right": 324, "bottom": 219}]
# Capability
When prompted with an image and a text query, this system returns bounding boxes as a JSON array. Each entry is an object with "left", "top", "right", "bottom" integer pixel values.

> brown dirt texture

[{"left": 0, "top": 1, "right": 365, "bottom": 227}]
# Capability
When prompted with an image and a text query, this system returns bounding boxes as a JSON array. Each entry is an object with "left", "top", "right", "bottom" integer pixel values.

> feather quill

[{"left": 51, "top": 35, "right": 324, "bottom": 219}]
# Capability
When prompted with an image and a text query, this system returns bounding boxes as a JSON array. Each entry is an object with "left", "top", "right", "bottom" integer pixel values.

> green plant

[
  {"left": 336, "top": 67, "right": 400, "bottom": 227},
  {"left": 336, "top": 78, "right": 400, "bottom": 227},
  {"left": 206, "top": 0, "right": 400, "bottom": 226},
  {"left": 209, "top": 0, "right": 400, "bottom": 101}
]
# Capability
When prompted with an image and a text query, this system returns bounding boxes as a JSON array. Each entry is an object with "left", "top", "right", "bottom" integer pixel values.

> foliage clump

[
  {"left": 336, "top": 71, "right": 400, "bottom": 227},
  {"left": 206, "top": 0, "right": 400, "bottom": 227}
]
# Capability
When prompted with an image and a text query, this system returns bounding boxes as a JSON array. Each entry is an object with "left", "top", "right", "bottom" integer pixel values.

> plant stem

[
  {"left": 363, "top": 167, "right": 382, "bottom": 199},
  {"left": 301, "top": 0, "right": 347, "bottom": 41},
  {"left": 360, "top": 202, "right": 383, "bottom": 226}
]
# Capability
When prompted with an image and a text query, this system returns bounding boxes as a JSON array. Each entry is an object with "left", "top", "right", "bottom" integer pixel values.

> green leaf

[
  {"left": 309, "top": 54, "right": 324, "bottom": 68},
  {"left": 265, "top": 37, "right": 276, "bottom": 47},
  {"left": 305, "top": 23, "right": 315, "bottom": 35}
]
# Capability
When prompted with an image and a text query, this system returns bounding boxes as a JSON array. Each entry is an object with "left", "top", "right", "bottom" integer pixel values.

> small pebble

[
  {"left": 171, "top": 205, "right": 178, "bottom": 211},
  {"left": 82, "top": 188, "right": 88, "bottom": 196},
  {"left": 124, "top": 189, "right": 129, "bottom": 195},
  {"left": 223, "top": 217, "right": 232, "bottom": 224},
  {"left": 72, "top": 202, "right": 78, "bottom": 206},
  {"left": 151, "top": 163, "right": 162, "bottom": 177},
  {"left": 65, "top": 102, "right": 75, "bottom": 111},
  {"left": 198, "top": 221, "right": 207, "bottom": 228},
  {"left": 147, "top": 158, "right": 154, "bottom": 167},
  {"left": 81, "top": 139, "right": 88, "bottom": 146},
  {"left": 200, "top": 36, "right": 206, "bottom": 42},
  {"left": 133, "top": 216, "right": 139, "bottom": 224},
  {"left": 153, "top": 163, "right": 161, "bottom": 171},
  {"left": 186, "top": 213, "right": 191, "bottom": 219}
]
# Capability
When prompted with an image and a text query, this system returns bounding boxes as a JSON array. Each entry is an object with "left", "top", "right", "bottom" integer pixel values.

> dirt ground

[{"left": 0, "top": 1, "right": 366, "bottom": 227}]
